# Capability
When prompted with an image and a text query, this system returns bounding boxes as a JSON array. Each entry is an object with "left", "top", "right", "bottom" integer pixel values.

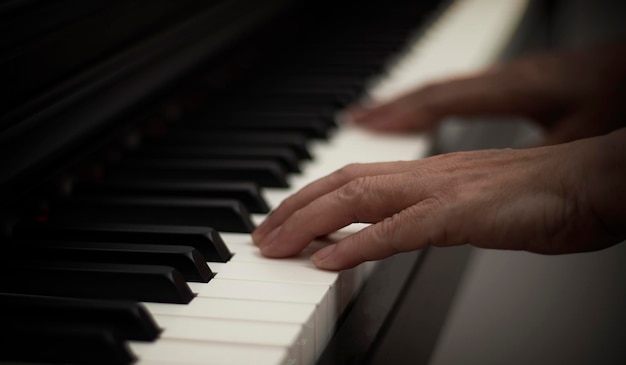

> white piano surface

[{"left": 128, "top": 0, "right": 553, "bottom": 364}]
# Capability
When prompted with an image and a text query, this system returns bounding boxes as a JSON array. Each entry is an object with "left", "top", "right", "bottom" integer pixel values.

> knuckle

[
  {"left": 427, "top": 190, "right": 455, "bottom": 209},
  {"left": 431, "top": 151, "right": 467, "bottom": 164},
  {"left": 377, "top": 215, "right": 399, "bottom": 242},
  {"left": 411, "top": 196, "right": 463, "bottom": 248},
  {"left": 347, "top": 235, "right": 371, "bottom": 264},
  {"left": 280, "top": 193, "right": 297, "bottom": 209},
  {"left": 369, "top": 215, "right": 402, "bottom": 255},
  {"left": 334, "top": 163, "right": 364, "bottom": 182},
  {"left": 406, "top": 168, "right": 433, "bottom": 181},
  {"left": 290, "top": 207, "right": 305, "bottom": 222},
  {"left": 336, "top": 176, "right": 371, "bottom": 203},
  {"left": 277, "top": 193, "right": 303, "bottom": 214},
  {"left": 290, "top": 208, "right": 322, "bottom": 240}
]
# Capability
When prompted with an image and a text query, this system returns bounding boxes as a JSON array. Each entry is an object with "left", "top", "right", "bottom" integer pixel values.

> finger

[
  {"left": 544, "top": 96, "right": 626, "bottom": 145},
  {"left": 346, "top": 66, "right": 553, "bottom": 132},
  {"left": 253, "top": 160, "right": 416, "bottom": 245},
  {"left": 259, "top": 172, "right": 430, "bottom": 258},
  {"left": 345, "top": 89, "right": 441, "bottom": 132},
  {"left": 311, "top": 197, "right": 451, "bottom": 270}
]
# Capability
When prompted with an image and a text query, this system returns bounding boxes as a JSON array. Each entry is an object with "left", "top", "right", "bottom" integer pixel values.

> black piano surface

[{"left": 0, "top": 1, "right": 470, "bottom": 364}]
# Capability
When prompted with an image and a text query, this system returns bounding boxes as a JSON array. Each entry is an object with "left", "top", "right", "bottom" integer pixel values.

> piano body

[
  {"left": 8, "top": 0, "right": 623, "bottom": 364},
  {"left": 0, "top": 2, "right": 448, "bottom": 363}
]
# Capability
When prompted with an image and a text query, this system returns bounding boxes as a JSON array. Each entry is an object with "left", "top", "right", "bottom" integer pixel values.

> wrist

[{"left": 579, "top": 128, "right": 626, "bottom": 241}]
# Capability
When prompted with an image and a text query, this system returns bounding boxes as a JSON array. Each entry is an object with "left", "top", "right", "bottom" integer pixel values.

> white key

[
  {"left": 130, "top": 339, "right": 292, "bottom": 365},
  {"left": 151, "top": 315, "right": 305, "bottom": 365},
  {"left": 143, "top": 298, "right": 316, "bottom": 364},
  {"left": 212, "top": 261, "right": 338, "bottom": 353},
  {"left": 189, "top": 278, "right": 332, "bottom": 356},
  {"left": 222, "top": 228, "right": 372, "bottom": 320}
]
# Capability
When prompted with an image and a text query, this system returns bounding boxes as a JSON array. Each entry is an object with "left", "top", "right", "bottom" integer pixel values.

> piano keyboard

[{"left": 1, "top": 0, "right": 528, "bottom": 364}]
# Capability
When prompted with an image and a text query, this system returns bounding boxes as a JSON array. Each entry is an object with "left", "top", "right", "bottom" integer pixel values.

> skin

[
  {"left": 347, "top": 43, "right": 626, "bottom": 145},
  {"left": 252, "top": 43, "right": 626, "bottom": 271}
]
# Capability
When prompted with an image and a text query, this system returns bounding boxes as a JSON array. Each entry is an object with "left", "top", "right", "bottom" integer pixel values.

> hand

[
  {"left": 253, "top": 129, "right": 626, "bottom": 271},
  {"left": 347, "top": 43, "right": 626, "bottom": 145}
]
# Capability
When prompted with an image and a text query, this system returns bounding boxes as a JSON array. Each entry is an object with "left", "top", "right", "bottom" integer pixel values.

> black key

[
  {"left": 263, "top": 64, "right": 375, "bottom": 78},
  {"left": 302, "top": 40, "right": 400, "bottom": 53},
  {"left": 213, "top": 93, "right": 346, "bottom": 109},
  {"left": 0, "top": 293, "right": 161, "bottom": 341},
  {"left": 0, "top": 260, "right": 195, "bottom": 304},
  {"left": 218, "top": 90, "right": 353, "bottom": 107},
  {"left": 183, "top": 116, "right": 330, "bottom": 139},
  {"left": 48, "top": 196, "right": 256, "bottom": 233},
  {"left": 73, "top": 179, "right": 270, "bottom": 213},
  {"left": 278, "top": 54, "right": 386, "bottom": 70},
  {"left": 211, "top": 99, "right": 338, "bottom": 116},
  {"left": 12, "top": 222, "right": 232, "bottom": 262},
  {"left": 254, "top": 74, "right": 367, "bottom": 90},
  {"left": 299, "top": 46, "right": 398, "bottom": 59},
  {"left": 133, "top": 145, "right": 301, "bottom": 173},
  {"left": 197, "top": 104, "right": 342, "bottom": 122},
  {"left": 239, "top": 84, "right": 360, "bottom": 100},
  {"left": 165, "top": 131, "right": 311, "bottom": 159},
  {"left": 15, "top": 240, "right": 213, "bottom": 282},
  {"left": 2, "top": 323, "right": 134, "bottom": 365},
  {"left": 107, "top": 159, "right": 289, "bottom": 188}
]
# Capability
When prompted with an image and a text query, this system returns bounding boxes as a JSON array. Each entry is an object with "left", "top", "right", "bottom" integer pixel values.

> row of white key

[{"left": 128, "top": 0, "right": 530, "bottom": 363}]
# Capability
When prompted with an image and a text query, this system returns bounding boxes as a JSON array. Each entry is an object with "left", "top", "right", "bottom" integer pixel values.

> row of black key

[{"left": 2, "top": 1, "right": 439, "bottom": 363}]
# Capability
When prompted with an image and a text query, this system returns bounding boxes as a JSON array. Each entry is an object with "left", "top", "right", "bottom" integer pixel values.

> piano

[{"left": 0, "top": 0, "right": 529, "bottom": 364}]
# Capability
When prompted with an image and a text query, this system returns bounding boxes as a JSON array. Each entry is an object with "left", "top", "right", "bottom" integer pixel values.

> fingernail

[
  {"left": 311, "top": 244, "right": 336, "bottom": 266},
  {"left": 346, "top": 105, "right": 370, "bottom": 121},
  {"left": 256, "top": 225, "right": 281, "bottom": 249},
  {"left": 252, "top": 211, "right": 275, "bottom": 240}
]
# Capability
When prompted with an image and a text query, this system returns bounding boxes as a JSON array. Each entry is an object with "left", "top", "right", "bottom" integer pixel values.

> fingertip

[
  {"left": 311, "top": 243, "right": 337, "bottom": 258},
  {"left": 310, "top": 243, "right": 336, "bottom": 267},
  {"left": 251, "top": 226, "right": 267, "bottom": 247},
  {"left": 252, "top": 208, "right": 282, "bottom": 246},
  {"left": 343, "top": 100, "right": 379, "bottom": 123},
  {"left": 340, "top": 109, "right": 364, "bottom": 126},
  {"left": 259, "top": 226, "right": 309, "bottom": 258},
  {"left": 311, "top": 243, "right": 363, "bottom": 271},
  {"left": 254, "top": 225, "right": 281, "bottom": 250},
  {"left": 345, "top": 98, "right": 424, "bottom": 132},
  {"left": 251, "top": 230, "right": 261, "bottom": 246}
]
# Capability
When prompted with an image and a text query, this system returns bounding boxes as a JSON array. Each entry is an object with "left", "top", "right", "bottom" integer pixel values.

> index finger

[{"left": 252, "top": 160, "right": 416, "bottom": 246}]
